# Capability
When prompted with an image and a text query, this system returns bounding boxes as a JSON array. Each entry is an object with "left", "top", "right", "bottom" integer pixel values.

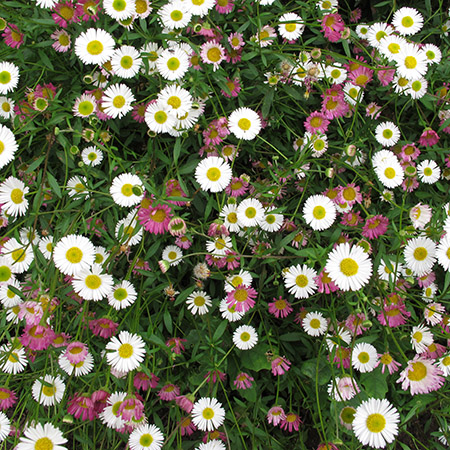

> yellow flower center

[
  {"left": 167, "top": 57, "right": 180, "bottom": 71},
  {"left": 202, "top": 407, "right": 215, "bottom": 419},
  {"left": 170, "top": 10, "right": 183, "bottom": 21},
  {"left": 407, "top": 361, "right": 427, "bottom": 381},
  {"left": 121, "top": 183, "right": 133, "bottom": 197},
  {"left": 206, "top": 167, "right": 221, "bottom": 181},
  {"left": 413, "top": 247, "right": 427, "bottom": 261},
  {"left": 312, "top": 205, "right": 325, "bottom": 219},
  {"left": 234, "top": 288, "right": 248, "bottom": 302},
  {"left": 120, "top": 56, "right": 133, "bottom": 69},
  {"left": 238, "top": 118, "right": 251, "bottom": 131},
  {"left": 194, "top": 296, "right": 206, "bottom": 306},
  {"left": 295, "top": 274, "right": 308, "bottom": 287},
  {"left": 384, "top": 167, "right": 395, "bottom": 179},
  {"left": 139, "top": 434, "right": 154, "bottom": 446},
  {"left": 401, "top": 16, "right": 414, "bottom": 28},
  {"left": 112, "top": 0, "right": 126, "bottom": 11},
  {"left": 0, "top": 71, "right": 11, "bottom": 85},
  {"left": 10, "top": 188, "right": 24, "bottom": 204},
  {"left": 366, "top": 413, "right": 386, "bottom": 433},
  {"left": 35, "top": 437, "right": 54, "bottom": 450},
  {"left": 309, "top": 318, "right": 321, "bottom": 329},
  {"left": 87, "top": 40, "right": 103, "bottom": 55},
  {"left": 85, "top": 274, "right": 101, "bottom": 289},
  {"left": 12, "top": 248, "right": 26, "bottom": 263},
  {"left": 388, "top": 43, "right": 400, "bottom": 54},
  {"left": 113, "top": 95, "right": 125, "bottom": 108},
  {"left": 245, "top": 207, "right": 256, "bottom": 218},
  {"left": 404, "top": 56, "right": 417, "bottom": 69},
  {"left": 340, "top": 258, "right": 358, "bottom": 276},
  {"left": 358, "top": 351, "right": 369, "bottom": 363},
  {"left": 118, "top": 342, "right": 134, "bottom": 358},
  {"left": 240, "top": 332, "right": 250, "bottom": 341}
]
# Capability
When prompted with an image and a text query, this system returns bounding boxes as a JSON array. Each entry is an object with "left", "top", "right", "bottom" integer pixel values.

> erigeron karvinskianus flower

[
  {"left": 302, "top": 194, "right": 336, "bottom": 230},
  {"left": 195, "top": 157, "right": 232, "bottom": 193},
  {"left": 228, "top": 107, "right": 262, "bottom": 141},
  {"left": 403, "top": 237, "right": 436, "bottom": 276},
  {"left": 110, "top": 173, "right": 145, "bottom": 207},
  {"left": 233, "top": 324, "right": 258, "bottom": 350},
  {"left": 191, "top": 397, "right": 225, "bottom": 432},
  {"left": 71, "top": 263, "right": 114, "bottom": 301},
  {"left": 0, "top": 124, "right": 18, "bottom": 170},
  {"left": 284, "top": 264, "right": 318, "bottom": 299},
  {"left": 0, "top": 176, "right": 29, "bottom": 217},
  {"left": 74, "top": 28, "right": 115, "bottom": 65},
  {"left": 0, "top": 61, "right": 19, "bottom": 95},
  {"left": 106, "top": 330, "right": 146, "bottom": 373}
]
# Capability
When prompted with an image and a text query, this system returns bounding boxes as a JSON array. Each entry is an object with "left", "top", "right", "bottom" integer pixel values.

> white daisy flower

[
  {"left": 0, "top": 278, "right": 22, "bottom": 308},
  {"left": 71, "top": 263, "right": 114, "bottom": 301},
  {"left": 0, "top": 411, "right": 10, "bottom": 442},
  {"left": 2, "top": 238, "right": 34, "bottom": 274},
  {"left": 392, "top": 7, "right": 423, "bottom": 36},
  {"left": 374, "top": 157, "right": 404, "bottom": 188},
  {"left": 219, "top": 298, "right": 244, "bottom": 322},
  {"left": 393, "top": 75, "right": 410, "bottom": 94},
  {"left": 159, "top": 0, "right": 192, "bottom": 29},
  {"left": 111, "top": 45, "right": 142, "bottom": 79},
  {"left": 67, "top": 175, "right": 89, "bottom": 199},
  {"left": 0, "top": 61, "right": 19, "bottom": 95},
  {"left": 195, "top": 156, "right": 232, "bottom": 193},
  {"left": 145, "top": 101, "right": 177, "bottom": 134},
  {"left": 403, "top": 237, "right": 436, "bottom": 276},
  {"left": 53, "top": 234, "right": 95, "bottom": 276},
  {"left": 110, "top": 173, "right": 144, "bottom": 207},
  {"left": 278, "top": 12, "right": 304, "bottom": 41},
  {"left": 81, "top": 146, "right": 103, "bottom": 166},
  {"left": 161, "top": 245, "right": 183, "bottom": 266},
  {"left": 183, "top": 0, "right": 215, "bottom": 17},
  {"left": 32, "top": 375, "right": 65, "bottom": 406},
  {"left": 355, "top": 24, "right": 369, "bottom": 39},
  {"left": 140, "top": 42, "right": 162, "bottom": 73},
  {"left": 343, "top": 83, "right": 363, "bottom": 106},
  {"left": 284, "top": 264, "right": 318, "bottom": 299},
  {"left": 302, "top": 194, "right": 336, "bottom": 231},
  {"left": 36, "top": 0, "right": 58, "bottom": 7},
  {"left": 129, "top": 424, "right": 164, "bottom": 450},
  {"left": 224, "top": 270, "right": 253, "bottom": 293},
  {"left": 158, "top": 84, "right": 193, "bottom": 117},
  {"left": 436, "top": 235, "right": 450, "bottom": 271},
  {"left": 106, "top": 330, "right": 146, "bottom": 373},
  {"left": 325, "top": 243, "right": 373, "bottom": 291},
  {"left": 379, "top": 35, "right": 407, "bottom": 60},
  {"left": 99, "top": 391, "right": 127, "bottom": 429},
  {"left": 326, "top": 327, "right": 352, "bottom": 351},
  {"left": 93, "top": 246, "right": 108, "bottom": 265},
  {"left": 377, "top": 259, "right": 404, "bottom": 282},
  {"left": 220, "top": 203, "right": 240, "bottom": 233},
  {"left": 316, "top": 0, "right": 338, "bottom": 11},
  {"left": 191, "top": 397, "right": 225, "bottom": 432},
  {"left": 195, "top": 441, "right": 226, "bottom": 450},
  {"left": 424, "top": 302, "right": 445, "bottom": 326},
  {"left": 74, "top": 28, "right": 116, "bottom": 65},
  {"left": 422, "top": 43, "right": 442, "bottom": 65},
  {"left": 325, "top": 63, "right": 347, "bottom": 84},
  {"left": 0, "top": 344, "right": 27, "bottom": 374},
  {"left": 352, "top": 342, "right": 379, "bottom": 373},
  {"left": 0, "top": 96, "right": 15, "bottom": 119},
  {"left": 260, "top": 207, "right": 284, "bottom": 232},
  {"left": 366, "top": 22, "right": 394, "bottom": 48},
  {"left": 59, "top": 352, "right": 94, "bottom": 376},
  {"left": 16, "top": 423, "right": 68, "bottom": 450},
  {"left": 352, "top": 398, "right": 400, "bottom": 448},
  {"left": 302, "top": 311, "right": 328, "bottom": 336},
  {"left": 102, "top": 83, "right": 135, "bottom": 119},
  {"left": 236, "top": 198, "right": 264, "bottom": 227},
  {"left": 104, "top": 0, "right": 136, "bottom": 20},
  {"left": 156, "top": 47, "right": 189, "bottom": 81},
  {"left": 375, "top": 121, "right": 401, "bottom": 147},
  {"left": 107, "top": 280, "right": 137, "bottom": 310},
  {"left": 417, "top": 159, "right": 441, "bottom": 184},
  {"left": 206, "top": 235, "right": 232, "bottom": 257},
  {"left": 115, "top": 211, "right": 143, "bottom": 246},
  {"left": 73, "top": 93, "right": 97, "bottom": 118},
  {"left": 411, "top": 324, "right": 433, "bottom": 353},
  {"left": 437, "top": 354, "right": 450, "bottom": 377},
  {"left": 228, "top": 107, "right": 262, "bottom": 141},
  {"left": 0, "top": 257, "right": 15, "bottom": 284},
  {"left": 233, "top": 324, "right": 258, "bottom": 350},
  {"left": 394, "top": 44, "right": 428, "bottom": 81},
  {"left": 0, "top": 175, "right": 29, "bottom": 216},
  {"left": 0, "top": 124, "right": 18, "bottom": 169},
  {"left": 186, "top": 290, "right": 212, "bottom": 315},
  {"left": 328, "top": 376, "right": 360, "bottom": 402}
]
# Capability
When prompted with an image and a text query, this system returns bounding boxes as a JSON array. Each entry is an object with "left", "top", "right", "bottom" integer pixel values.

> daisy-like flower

[
  {"left": 16, "top": 423, "right": 68, "bottom": 450},
  {"left": 417, "top": 159, "right": 441, "bottom": 184},
  {"left": 73, "top": 93, "right": 97, "bottom": 118},
  {"left": 436, "top": 235, "right": 450, "bottom": 271},
  {"left": 145, "top": 102, "right": 176, "bottom": 134},
  {"left": 392, "top": 7, "right": 423, "bottom": 36},
  {"left": 116, "top": 212, "right": 143, "bottom": 246},
  {"left": 228, "top": 107, "right": 262, "bottom": 141},
  {"left": 227, "top": 285, "right": 257, "bottom": 312},
  {"left": 159, "top": 0, "right": 191, "bottom": 29},
  {"left": 394, "top": 44, "right": 427, "bottom": 81},
  {"left": 375, "top": 122, "right": 401, "bottom": 147},
  {"left": 0, "top": 344, "right": 27, "bottom": 374},
  {"left": 224, "top": 270, "right": 253, "bottom": 293},
  {"left": 278, "top": 12, "right": 304, "bottom": 41},
  {"left": 32, "top": 375, "right": 65, "bottom": 406},
  {"left": 71, "top": 263, "right": 114, "bottom": 301},
  {"left": 260, "top": 207, "right": 284, "bottom": 232},
  {"left": 268, "top": 296, "right": 293, "bottom": 318},
  {"left": 302, "top": 194, "right": 336, "bottom": 231},
  {"left": 367, "top": 22, "right": 394, "bottom": 48},
  {"left": 186, "top": 290, "right": 212, "bottom": 315},
  {"left": 422, "top": 43, "right": 441, "bottom": 65},
  {"left": 325, "top": 63, "right": 347, "bottom": 84},
  {"left": 158, "top": 84, "right": 193, "bottom": 117},
  {"left": 2, "top": 238, "right": 34, "bottom": 274},
  {"left": 81, "top": 146, "right": 103, "bottom": 166},
  {"left": 374, "top": 157, "right": 404, "bottom": 189},
  {"left": 284, "top": 264, "right": 318, "bottom": 299},
  {"left": 410, "top": 324, "right": 433, "bottom": 353},
  {"left": 129, "top": 424, "right": 164, "bottom": 450},
  {"left": 409, "top": 202, "right": 432, "bottom": 229},
  {"left": 0, "top": 96, "right": 15, "bottom": 119},
  {"left": 352, "top": 398, "right": 399, "bottom": 449},
  {"left": 379, "top": 35, "right": 406, "bottom": 60},
  {"left": 220, "top": 203, "right": 240, "bottom": 233},
  {"left": 233, "top": 324, "right": 258, "bottom": 350},
  {"left": 103, "top": 0, "right": 136, "bottom": 20},
  {"left": 107, "top": 280, "right": 137, "bottom": 310},
  {"left": 325, "top": 243, "right": 373, "bottom": 291},
  {"left": 397, "top": 355, "right": 444, "bottom": 395},
  {"left": 161, "top": 245, "right": 183, "bottom": 266},
  {"left": 236, "top": 198, "right": 264, "bottom": 227},
  {"left": 408, "top": 78, "right": 428, "bottom": 99},
  {"left": 377, "top": 258, "right": 403, "bottom": 282},
  {"left": 74, "top": 28, "right": 115, "bottom": 65},
  {"left": 302, "top": 311, "right": 328, "bottom": 336},
  {"left": 195, "top": 157, "right": 232, "bottom": 193},
  {"left": 102, "top": 83, "right": 135, "bottom": 119},
  {"left": 53, "top": 234, "right": 95, "bottom": 276},
  {"left": 51, "top": 29, "right": 71, "bottom": 52},
  {"left": 0, "top": 410, "right": 10, "bottom": 441},
  {"left": 219, "top": 298, "right": 244, "bottom": 322},
  {"left": 403, "top": 237, "right": 436, "bottom": 276},
  {"left": 110, "top": 173, "right": 144, "bottom": 207},
  {"left": 0, "top": 124, "right": 18, "bottom": 170},
  {"left": 111, "top": 45, "right": 142, "bottom": 79},
  {"left": 437, "top": 354, "right": 450, "bottom": 377},
  {"left": 106, "top": 330, "right": 146, "bottom": 373},
  {"left": 206, "top": 236, "right": 232, "bottom": 257},
  {"left": 191, "top": 397, "right": 225, "bottom": 432},
  {"left": 67, "top": 175, "right": 89, "bottom": 199},
  {"left": 156, "top": 47, "right": 189, "bottom": 81},
  {"left": 0, "top": 61, "right": 19, "bottom": 95},
  {"left": 59, "top": 351, "right": 94, "bottom": 376},
  {"left": 0, "top": 175, "right": 29, "bottom": 216},
  {"left": 328, "top": 376, "right": 360, "bottom": 401},
  {"left": 352, "top": 342, "right": 379, "bottom": 373}
]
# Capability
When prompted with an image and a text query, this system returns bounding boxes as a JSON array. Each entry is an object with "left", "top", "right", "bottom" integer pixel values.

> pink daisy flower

[
  {"left": 424, "top": 342, "right": 446, "bottom": 359},
  {"left": 134, "top": 371, "right": 159, "bottom": 391},
  {"left": 2, "top": 23, "right": 24, "bottom": 49},
  {"left": 165, "top": 179, "right": 187, "bottom": 205},
  {"left": 267, "top": 406, "right": 286, "bottom": 426},
  {"left": 234, "top": 372, "right": 254, "bottom": 390},
  {"left": 67, "top": 394, "right": 96, "bottom": 421},
  {"left": 89, "top": 317, "right": 118, "bottom": 338},
  {"left": 91, "top": 390, "right": 109, "bottom": 414},
  {"left": 131, "top": 102, "right": 148, "bottom": 123},
  {"left": 378, "top": 299, "right": 411, "bottom": 327},
  {"left": 348, "top": 66, "right": 373, "bottom": 88},
  {"left": 203, "top": 124, "right": 224, "bottom": 146},
  {"left": 64, "top": 341, "right": 88, "bottom": 364},
  {"left": 180, "top": 416, "right": 196, "bottom": 436},
  {"left": 397, "top": 356, "right": 445, "bottom": 395},
  {"left": 175, "top": 395, "right": 194, "bottom": 413},
  {"left": 345, "top": 313, "right": 368, "bottom": 336},
  {"left": 400, "top": 143, "right": 420, "bottom": 162},
  {"left": 166, "top": 337, "right": 187, "bottom": 355},
  {"left": 376, "top": 352, "right": 402, "bottom": 375},
  {"left": 228, "top": 32, "right": 244, "bottom": 49},
  {"left": 20, "top": 325, "right": 55, "bottom": 351},
  {"left": 51, "top": 29, "right": 71, "bottom": 53},
  {"left": 362, "top": 214, "right": 389, "bottom": 239},
  {"left": 268, "top": 296, "right": 293, "bottom": 318},
  {"left": 337, "top": 183, "right": 362, "bottom": 206},
  {"left": 225, "top": 47, "right": 242, "bottom": 63},
  {"left": 315, "top": 270, "right": 339, "bottom": 294},
  {"left": 204, "top": 369, "right": 226, "bottom": 383},
  {"left": 202, "top": 430, "right": 227, "bottom": 444},
  {"left": 321, "top": 13, "right": 345, "bottom": 43},
  {"left": 138, "top": 201, "right": 173, "bottom": 235},
  {"left": 331, "top": 346, "right": 352, "bottom": 369},
  {"left": 419, "top": 129, "right": 440, "bottom": 147},
  {"left": 366, "top": 102, "right": 382, "bottom": 119},
  {"left": 225, "top": 177, "right": 249, "bottom": 197},
  {"left": 271, "top": 356, "right": 291, "bottom": 376},
  {"left": 226, "top": 284, "right": 257, "bottom": 312},
  {"left": 417, "top": 271, "right": 435, "bottom": 288},
  {"left": 376, "top": 67, "right": 396, "bottom": 86},
  {"left": 221, "top": 77, "right": 241, "bottom": 98},
  {"left": 215, "top": 0, "right": 234, "bottom": 14},
  {"left": 349, "top": 8, "right": 362, "bottom": 22},
  {"left": 117, "top": 396, "right": 144, "bottom": 421},
  {"left": 158, "top": 383, "right": 180, "bottom": 401},
  {"left": 321, "top": 86, "right": 349, "bottom": 120},
  {"left": 0, "top": 388, "right": 17, "bottom": 410},
  {"left": 341, "top": 211, "right": 363, "bottom": 227},
  {"left": 401, "top": 176, "right": 419, "bottom": 193},
  {"left": 304, "top": 111, "right": 330, "bottom": 134},
  {"left": 225, "top": 250, "right": 240, "bottom": 270},
  {"left": 200, "top": 41, "right": 226, "bottom": 71},
  {"left": 280, "top": 412, "right": 302, "bottom": 432},
  {"left": 75, "top": 0, "right": 101, "bottom": 22},
  {"left": 175, "top": 235, "right": 193, "bottom": 250},
  {"left": 52, "top": 1, "right": 79, "bottom": 28}
]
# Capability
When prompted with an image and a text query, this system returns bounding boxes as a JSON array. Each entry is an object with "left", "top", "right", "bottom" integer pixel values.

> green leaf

[
  {"left": 173, "top": 137, "right": 181, "bottom": 165},
  {"left": 163, "top": 310, "right": 172, "bottom": 334},
  {"left": 300, "top": 358, "right": 331, "bottom": 385},
  {"left": 241, "top": 345, "right": 271, "bottom": 372},
  {"left": 239, "top": 386, "right": 257, "bottom": 402},
  {"left": 213, "top": 320, "right": 228, "bottom": 342},
  {"left": 46, "top": 172, "right": 61, "bottom": 198},
  {"left": 279, "top": 332, "right": 303, "bottom": 342},
  {"left": 38, "top": 50, "right": 54, "bottom": 70},
  {"left": 360, "top": 371, "right": 388, "bottom": 398},
  {"left": 262, "top": 88, "right": 274, "bottom": 118}
]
